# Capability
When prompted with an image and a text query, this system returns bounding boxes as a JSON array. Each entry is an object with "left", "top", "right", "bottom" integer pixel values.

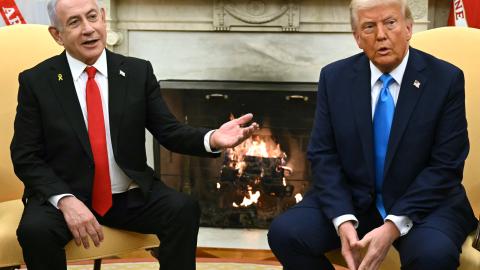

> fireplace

[{"left": 154, "top": 80, "right": 317, "bottom": 228}]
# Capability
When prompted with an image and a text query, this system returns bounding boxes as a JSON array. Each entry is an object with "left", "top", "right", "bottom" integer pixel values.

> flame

[
  {"left": 295, "top": 193, "right": 303, "bottom": 203},
  {"left": 246, "top": 140, "right": 269, "bottom": 157},
  {"left": 233, "top": 190, "right": 261, "bottom": 207},
  {"left": 227, "top": 134, "right": 286, "bottom": 160},
  {"left": 225, "top": 133, "right": 290, "bottom": 178},
  {"left": 221, "top": 115, "right": 304, "bottom": 206}
]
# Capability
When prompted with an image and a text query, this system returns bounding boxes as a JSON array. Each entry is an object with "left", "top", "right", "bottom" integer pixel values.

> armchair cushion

[{"left": 0, "top": 199, "right": 159, "bottom": 267}]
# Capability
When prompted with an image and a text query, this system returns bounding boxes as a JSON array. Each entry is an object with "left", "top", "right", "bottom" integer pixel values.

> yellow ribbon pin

[{"left": 58, "top": 74, "right": 63, "bottom": 81}]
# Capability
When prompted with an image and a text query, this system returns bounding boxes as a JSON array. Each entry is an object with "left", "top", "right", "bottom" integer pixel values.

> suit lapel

[
  {"left": 351, "top": 55, "right": 376, "bottom": 183},
  {"left": 49, "top": 52, "right": 93, "bottom": 160},
  {"left": 384, "top": 49, "right": 427, "bottom": 177},
  {"left": 106, "top": 50, "right": 128, "bottom": 155}
]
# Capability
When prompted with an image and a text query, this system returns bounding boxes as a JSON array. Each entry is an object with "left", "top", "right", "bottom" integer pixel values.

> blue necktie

[{"left": 373, "top": 73, "right": 395, "bottom": 218}]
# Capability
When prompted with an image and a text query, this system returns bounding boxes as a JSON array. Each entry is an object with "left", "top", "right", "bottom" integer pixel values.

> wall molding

[{"left": 213, "top": 0, "right": 300, "bottom": 31}]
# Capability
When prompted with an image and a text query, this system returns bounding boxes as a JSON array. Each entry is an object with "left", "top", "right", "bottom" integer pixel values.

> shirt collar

[
  {"left": 66, "top": 49, "right": 108, "bottom": 81},
  {"left": 370, "top": 49, "right": 410, "bottom": 88}
]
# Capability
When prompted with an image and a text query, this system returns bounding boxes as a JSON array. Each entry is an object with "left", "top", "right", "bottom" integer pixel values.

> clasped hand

[{"left": 338, "top": 221, "right": 400, "bottom": 270}]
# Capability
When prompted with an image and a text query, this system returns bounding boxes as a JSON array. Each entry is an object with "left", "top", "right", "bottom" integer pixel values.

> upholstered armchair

[
  {"left": 0, "top": 24, "right": 159, "bottom": 270},
  {"left": 327, "top": 26, "right": 480, "bottom": 269}
]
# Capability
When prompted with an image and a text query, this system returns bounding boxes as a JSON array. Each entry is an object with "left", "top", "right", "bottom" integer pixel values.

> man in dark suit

[
  {"left": 10, "top": 0, "right": 259, "bottom": 269},
  {"left": 268, "top": 0, "right": 477, "bottom": 269}
]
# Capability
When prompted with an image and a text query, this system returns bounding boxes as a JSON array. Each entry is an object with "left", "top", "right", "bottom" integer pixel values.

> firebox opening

[{"left": 154, "top": 80, "right": 316, "bottom": 228}]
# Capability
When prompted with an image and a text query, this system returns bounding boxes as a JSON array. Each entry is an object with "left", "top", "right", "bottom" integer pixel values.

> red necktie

[{"left": 85, "top": 66, "right": 112, "bottom": 216}]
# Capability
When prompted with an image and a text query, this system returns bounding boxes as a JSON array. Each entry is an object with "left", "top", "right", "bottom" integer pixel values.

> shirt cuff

[
  {"left": 385, "top": 215, "right": 413, "bottom": 236},
  {"left": 332, "top": 214, "right": 359, "bottom": 235},
  {"left": 204, "top": 130, "right": 222, "bottom": 153},
  {"left": 48, "top": 194, "right": 74, "bottom": 209}
]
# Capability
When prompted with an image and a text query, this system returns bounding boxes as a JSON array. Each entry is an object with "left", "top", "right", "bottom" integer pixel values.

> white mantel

[{"left": 105, "top": 0, "right": 433, "bottom": 34}]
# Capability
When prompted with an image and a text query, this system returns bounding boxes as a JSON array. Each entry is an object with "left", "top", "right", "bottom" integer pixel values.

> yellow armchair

[
  {"left": 327, "top": 26, "right": 480, "bottom": 270},
  {"left": 0, "top": 24, "right": 159, "bottom": 270}
]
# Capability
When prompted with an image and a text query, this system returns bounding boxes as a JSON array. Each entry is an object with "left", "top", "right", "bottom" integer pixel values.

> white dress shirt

[
  {"left": 49, "top": 49, "right": 217, "bottom": 207},
  {"left": 333, "top": 50, "right": 413, "bottom": 237}
]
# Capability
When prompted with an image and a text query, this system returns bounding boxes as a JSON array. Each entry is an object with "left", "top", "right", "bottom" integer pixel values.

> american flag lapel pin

[
  {"left": 413, "top": 80, "right": 421, "bottom": 89},
  {"left": 119, "top": 70, "right": 125, "bottom": 77}
]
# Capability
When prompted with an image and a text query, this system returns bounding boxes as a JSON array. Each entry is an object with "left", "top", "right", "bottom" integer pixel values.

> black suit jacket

[
  {"left": 306, "top": 48, "right": 477, "bottom": 245},
  {"left": 11, "top": 50, "right": 216, "bottom": 205}
]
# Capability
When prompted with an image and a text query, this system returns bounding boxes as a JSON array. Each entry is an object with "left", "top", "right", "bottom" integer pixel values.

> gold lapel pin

[
  {"left": 119, "top": 70, "right": 125, "bottom": 77},
  {"left": 58, "top": 74, "right": 63, "bottom": 81},
  {"left": 413, "top": 80, "right": 421, "bottom": 89}
]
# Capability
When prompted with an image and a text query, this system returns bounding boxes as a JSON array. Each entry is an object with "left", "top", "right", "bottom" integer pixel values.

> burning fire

[
  {"left": 295, "top": 193, "right": 303, "bottom": 203},
  {"left": 233, "top": 186, "right": 261, "bottom": 207},
  {"left": 225, "top": 134, "right": 288, "bottom": 175},
  {"left": 221, "top": 116, "right": 297, "bottom": 207}
]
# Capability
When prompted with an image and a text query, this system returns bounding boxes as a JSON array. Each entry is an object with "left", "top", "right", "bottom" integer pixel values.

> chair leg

[
  {"left": 148, "top": 247, "right": 159, "bottom": 259},
  {"left": 93, "top": 259, "right": 102, "bottom": 270},
  {"left": 0, "top": 266, "right": 21, "bottom": 270}
]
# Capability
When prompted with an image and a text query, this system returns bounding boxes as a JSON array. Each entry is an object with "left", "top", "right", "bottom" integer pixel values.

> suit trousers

[
  {"left": 268, "top": 195, "right": 462, "bottom": 270},
  {"left": 16, "top": 180, "right": 200, "bottom": 270}
]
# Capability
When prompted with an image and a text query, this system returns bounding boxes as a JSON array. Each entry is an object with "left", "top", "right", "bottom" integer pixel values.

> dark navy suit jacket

[{"left": 306, "top": 47, "right": 477, "bottom": 246}]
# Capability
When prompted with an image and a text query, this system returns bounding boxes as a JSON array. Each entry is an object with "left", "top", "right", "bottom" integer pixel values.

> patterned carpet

[{"left": 64, "top": 261, "right": 282, "bottom": 270}]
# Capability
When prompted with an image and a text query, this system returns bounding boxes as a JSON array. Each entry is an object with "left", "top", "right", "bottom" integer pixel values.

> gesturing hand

[
  {"left": 353, "top": 221, "right": 400, "bottom": 270},
  {"left": 338, "top": 221, "right": 361, "bottom": 270},
  {"left": 58, "top": 196, "right": 104, "bottom": 249},
  {"left": 210, "top": 113, "right": 260, "bottom": 150}
]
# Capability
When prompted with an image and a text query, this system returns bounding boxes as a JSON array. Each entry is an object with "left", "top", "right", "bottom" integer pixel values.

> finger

[
  {"left": 77, "top": 226, "right": 90, "bottom": 249},
  {"left": 70, "top": 227, "right": 82, "bottom": 247},
  {"left": 370, "top": 257, "right": 382, "bottom": 270},
  {"left": 87, "top": 229, "right": 100, "bottom": 247},
  {"left": 238, "top": 126, "right": 253, "bottom": 139},
  {"left": 351, "top": 246, "right": 364, "bottom": 270},
  {"left": 359, "top": 257, "right": 372, "bottom": 270},
  {"left": 345, "top": 256, "right": 358, "bottom": 270},
  {"left": 86, "top": 223, "right": 101, "bottom": 247},
  {"left": 93, "top": 220, "right": 104, "bottom": 242},
  {"left": 353, "top": 249, "right": 363, "bottom": 267},
  {"left": 342, "top": 249, "right": 357, "bottom": 270},
  {"left": 354, "top": 236, "right": 370, "bottom": 249},
  {"left": 242, "top": 126, "right": 255, "bottom": 137},
  {"left": 234, "top": 113, "right": 253, "bottom": 125},
  {"left": 66, "top": 221, "right": 82, "bottom": 247},
  {"left": 346, "top": 259, "right": 357, "bottom": 270},
  {"left": 367, "top": 246, "right": 387, "bottom": 270},
  {"left": 358, "top": 244, "right": 377, "bottom": 270},
  {"left": 353, "top": 250, "right": 362, "bottom": 269},
  {"left": 358, "top": 256, "right": 370, "bottom": 270}
]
